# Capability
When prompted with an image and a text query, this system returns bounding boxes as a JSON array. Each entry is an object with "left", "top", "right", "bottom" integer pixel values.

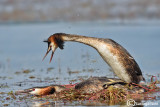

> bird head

[
  {"left": 16, "top": 86, "right": 56, "bottom": 96},
  {"left": 43, "top": 33, "right": 64, "bottom": 63},
  {"left": 25, "top": 88, "right": 41, "bottom": 95},
  {"left": 15, "top": 87, "right": 41, "bottom": 96}
]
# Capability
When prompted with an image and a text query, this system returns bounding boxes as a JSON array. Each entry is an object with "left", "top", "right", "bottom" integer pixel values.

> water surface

[{"left": 0, "top": 22, "right": 160, "bottom": 106}]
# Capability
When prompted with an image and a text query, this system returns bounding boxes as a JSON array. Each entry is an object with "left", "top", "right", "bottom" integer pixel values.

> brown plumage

[
  {"left": 43, "top": 33, "right": 145, "bottom": 84},
  {"left": 100, "top": 39, "right": 144, "bottom": 83},
  {"left": 16, "top": 78, "right": 145, "bottom": 95},
  {"left": 75, "top": 77, "right": 126, "bottom": 93},
  {"left": 16, "top": 85, "right": 66, "bottom": 96}
]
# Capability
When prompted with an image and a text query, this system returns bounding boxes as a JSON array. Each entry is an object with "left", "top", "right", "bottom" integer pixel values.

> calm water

[{"left": 0, "top": 22, "right": 160, "bottom": 106}]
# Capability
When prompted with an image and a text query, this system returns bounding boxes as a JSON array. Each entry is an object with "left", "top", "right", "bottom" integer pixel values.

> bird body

[
  {"left": 43, "top": 33, "right": 145, "bottom": 84},
  {"left": 16, "top": 77, "right": 126, "bottom": 95},
  {"left": 16, "top": 77, "right": 144, "bottom": 96},
  {"left": 16, "top": 33, "right": 146, "bottom": 96},
  {"left": 75, "top": 77, "right": 126, "bottom": 93}
]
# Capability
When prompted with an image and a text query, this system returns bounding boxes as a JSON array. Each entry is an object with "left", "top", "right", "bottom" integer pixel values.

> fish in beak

[{"left": 43, "top": 40, "right": 58, "bottom": 63}]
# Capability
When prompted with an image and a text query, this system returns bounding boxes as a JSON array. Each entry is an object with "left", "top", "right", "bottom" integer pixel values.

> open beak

[
  {"left": 42, "top": 46, "right": 51, "bottom": 62},
  {"left": 43, "top": 41, "right": 57, "bottom": 63}
]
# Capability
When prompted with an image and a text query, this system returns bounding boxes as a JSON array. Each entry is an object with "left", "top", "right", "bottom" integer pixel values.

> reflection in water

[
  {"left": 0, "top": 62, "right": 5, "bottom": 72},
  {"left": 31, "top": 101, "right": 56, "bottom": 107}
]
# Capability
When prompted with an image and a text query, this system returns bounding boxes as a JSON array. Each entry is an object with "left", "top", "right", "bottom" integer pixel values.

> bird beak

[
  {"left": 23, "top": 89, "right": 34, "bottom": 93},
  {"left": 15, "top": 89, "right": 34, "bottom": 95},
  {"left": 43, "top": 42, "right": 57, "bottom": 63},
  {"left": 49, "top": 45, "right": 57, "bottom": 63},
  {"left": 42, "top": 46, "right": 51, "bottom": 62}
]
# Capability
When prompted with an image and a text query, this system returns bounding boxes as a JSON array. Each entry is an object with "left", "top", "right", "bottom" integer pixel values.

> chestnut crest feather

[
  {"left": 43, "top": 33, "right": 65, "bottom": 63},
  {"left": 53, "top": 33, "right": 65, "bottom": 49}
]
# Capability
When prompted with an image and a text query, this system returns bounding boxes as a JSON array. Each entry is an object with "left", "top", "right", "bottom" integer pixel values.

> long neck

[{"left": 61, "top": 34, "right": 101, "bottom": 49}]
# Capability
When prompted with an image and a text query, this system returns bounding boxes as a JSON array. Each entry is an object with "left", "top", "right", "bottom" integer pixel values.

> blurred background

[{"left": 1, "top": 0, "right": 160, "bottom": 24}]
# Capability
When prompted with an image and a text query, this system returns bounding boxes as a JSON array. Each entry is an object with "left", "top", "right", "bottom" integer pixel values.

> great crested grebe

[
  {"left": 43, "top": 33, "right": 145, "bottom": 84},
  {"left": 16, "top": 77, "right": 145, "bottom": 96},
  {"left": 16, "top": 85, "right": 66, "bottom": 96},
  {"left": 16, "top": 77, "right": 126, "bottom": 95},
  {"left": 75, "top": 77, "right": 126, "bottom": 93}
]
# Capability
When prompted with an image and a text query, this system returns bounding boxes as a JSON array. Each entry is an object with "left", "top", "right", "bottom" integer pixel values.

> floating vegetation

[
  {"left": 69, "top": 79, "right": 78, "bottom": 83},
  {"left": 0, "top": 83, "right": 9, "bottom": 88},
  {"left": 29, "top": 76, "right": 36, "bottom": 79},
  {"left": 74, "top": 86, "right": 125, "bottom": 103},
  {"left": 27, "top": 76, "right": 160, "bottom": 106},
  {"left": 23, "top": 69, "right": 32, "bottom": 74},
  {"left": 8, "top": 91, "right": 16, "bottom": 99},
  {"left": 47, "top": 67, "right": 54, "bottom": 72},
  {"left": 0, "top": 76, "right": 159, "bottom": 106},
  {"left": 91, "top": 60, "right": 97, "bottom": 63},
  {"left": 38, "top": 85, "right": 136, "bottom": 105},
  {"left": 3, "top": 104, "right": 9, "bottom": 106},
  {"left": 15, "top": 69, "right": 35, "bottom": 75},
  {"left": 87, "top": 69, "right": 94, "bottom": 72},
  {"left": 15, "top": 71, "right": 21, "bottom": 75},
  {"left": 67, "top": 68, "right": 81, "bottom": 75},
  {"left": 0, "top": 92, "right": 5, "bottom": 94}
]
